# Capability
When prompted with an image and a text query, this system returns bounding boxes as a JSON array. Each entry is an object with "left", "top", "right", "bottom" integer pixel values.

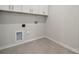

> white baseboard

[
  {"left": 0, "top": 36, "right": 44, "bottom": 50},
  {"left": 45, "top": 36, "right": 79, "bottom": 54},
  {"left": 0, "top": 35, "right": 79, "bottom": 54}
]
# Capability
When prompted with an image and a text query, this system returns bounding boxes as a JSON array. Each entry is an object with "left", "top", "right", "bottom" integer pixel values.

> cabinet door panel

[
  {"left": 22, "top": 5, "right": 32, "bottom": 13},
  {"left": 13, "top": 5, "right": 22, "bottom": 12},
  {"left": 22, "top": 5, "right": 39, "bottom": 14},
  {"left": 38, "top": 5, "right": 48, "bottom": 15},
  {"left": 0, "top": 5, "right": 9, "bottom": 10},
  {"left": 31, "top": 5, "right": 39, "bottom": 14}
]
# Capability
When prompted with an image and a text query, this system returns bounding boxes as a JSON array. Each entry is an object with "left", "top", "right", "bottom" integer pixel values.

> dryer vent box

[{"left": 16, "top": 32, "right": 22, "bottom": 40}]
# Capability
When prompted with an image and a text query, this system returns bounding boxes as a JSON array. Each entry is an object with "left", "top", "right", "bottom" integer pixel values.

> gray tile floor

[{"left": 0, "top": 38, "right": 76, "bottom": 54}]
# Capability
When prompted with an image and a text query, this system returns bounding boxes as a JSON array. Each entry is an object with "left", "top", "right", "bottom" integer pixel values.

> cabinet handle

[{"left": 43, "top": 11, "right": 45, "bottom": 14}]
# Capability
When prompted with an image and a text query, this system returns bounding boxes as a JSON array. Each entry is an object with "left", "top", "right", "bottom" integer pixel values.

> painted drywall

[
  {"left": 0, "top": 12, "right": 46, "bottom": 48},
  {"left": 46, "top": 6, "right": 79, "bottom": 52}
]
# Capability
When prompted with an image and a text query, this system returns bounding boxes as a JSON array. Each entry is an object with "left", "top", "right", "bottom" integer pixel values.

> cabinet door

[
  {"left": 12, "top": 5, "right": 22, "bottom": 12},
  {"left": 22, "top": 5, "right": 32, "bottom": 13},
  {"left": 0, "top": 5, "right": 9, "bottom": 11},
  {"left": 22, "top": 5, "right": 39, "bottom": 14},
  {"left": 38, "top": 5, "right": 48, "bottom": 15},
  {"left": 31, "top": 5, "right": 39, "bottom": 14}
]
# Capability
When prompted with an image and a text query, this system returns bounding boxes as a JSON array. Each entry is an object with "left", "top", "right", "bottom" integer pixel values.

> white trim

[
  {"left": 45, "top": 36, "right": 79, "bottom": 54},
  {"left": 0, "top": 35, "right": 79, "bottom": 54},
  {"left": 0, "top": 36, "right": 44, "bottom": 50}
]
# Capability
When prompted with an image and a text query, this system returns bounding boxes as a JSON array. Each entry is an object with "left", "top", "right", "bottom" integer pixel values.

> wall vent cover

[{"left": 16, "top": 32, "right": 22, "bottom": 40}]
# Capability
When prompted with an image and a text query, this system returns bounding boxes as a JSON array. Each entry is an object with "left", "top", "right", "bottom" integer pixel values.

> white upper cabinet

[
  {"left": 0, "top": 5, "right": 48, "bottom": 16},
  {"left": 22, "top": 5, "right": 48, "bottom": 15},
  {"left": 0, "top": 5, "right": 9, "bottom": 11}
]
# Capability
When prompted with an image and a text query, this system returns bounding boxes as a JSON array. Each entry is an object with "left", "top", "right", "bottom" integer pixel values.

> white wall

[
  {"left": 46, "top": 6, "right": 79, "bottom": 52},
  {"left": 0, "top": 12, "right": 46, "bottom": 48}
]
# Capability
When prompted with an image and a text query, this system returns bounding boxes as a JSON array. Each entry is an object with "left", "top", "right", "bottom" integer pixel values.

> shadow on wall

[{"left": 0, "top": 12, "right": 47, "bottom": 24}]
